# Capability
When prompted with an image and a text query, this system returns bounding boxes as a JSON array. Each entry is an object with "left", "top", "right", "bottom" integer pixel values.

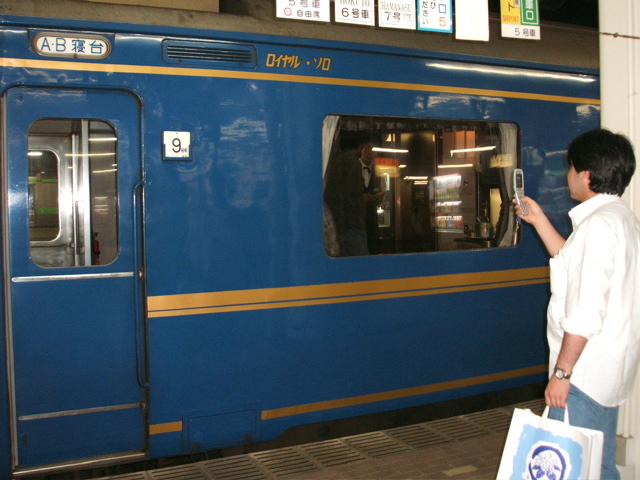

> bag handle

[{"left": 542, "top": 405, "right": 570, "bottom": 424}]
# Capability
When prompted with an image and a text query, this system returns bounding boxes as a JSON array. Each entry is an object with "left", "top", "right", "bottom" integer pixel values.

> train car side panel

[{"left": 0, "top": 15, "right": 600, "bottom": 477}]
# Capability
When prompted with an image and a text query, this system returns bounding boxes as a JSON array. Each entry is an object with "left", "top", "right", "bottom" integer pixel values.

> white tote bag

[{"left": 496, "top": 406, "right": 604, "bottom": 480}]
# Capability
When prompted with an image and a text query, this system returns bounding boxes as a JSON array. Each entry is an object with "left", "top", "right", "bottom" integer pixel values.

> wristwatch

[{"left": 554, "top": 367, "right": 572, "bottom": 380}]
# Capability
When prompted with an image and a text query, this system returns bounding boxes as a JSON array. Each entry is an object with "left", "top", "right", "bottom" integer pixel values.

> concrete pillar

[{"left": 600, "top": 1, "right": 640, "bottom": 478}]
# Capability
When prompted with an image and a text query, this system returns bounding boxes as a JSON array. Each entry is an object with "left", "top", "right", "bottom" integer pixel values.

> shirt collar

[{"left": 568, "top": 193, "right": 619, "bottom": 227}]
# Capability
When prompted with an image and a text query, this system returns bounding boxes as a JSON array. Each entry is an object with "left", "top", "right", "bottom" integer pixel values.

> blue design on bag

[
  {"left": 512, "top": 424, "right": 584, "bottom": 480},
  {"left": 528, "top": 445, "right": 567, "bottom": 480}
]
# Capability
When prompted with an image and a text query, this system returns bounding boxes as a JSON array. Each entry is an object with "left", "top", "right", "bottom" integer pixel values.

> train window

[
  {"left": 28, "top": 119, "right": 119, "bottom": 267},
  {"left": 323, "top": 115, "right": 520, "bottom": 257}
]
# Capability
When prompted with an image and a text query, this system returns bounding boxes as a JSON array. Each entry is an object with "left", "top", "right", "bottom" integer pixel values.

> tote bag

[{"left": 496, "top": 406, "right": 604, "bottom": 480}]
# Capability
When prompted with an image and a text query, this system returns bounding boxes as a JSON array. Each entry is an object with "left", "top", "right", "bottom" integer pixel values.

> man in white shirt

[{"left": 516, "top": 128, "right": 640, "bottom": 480}]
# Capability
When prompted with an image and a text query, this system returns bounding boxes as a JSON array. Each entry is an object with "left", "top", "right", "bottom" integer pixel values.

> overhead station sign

[
  {"left": 335, "top": 0, "right": 375, "bottom": 26},
  {"left": 455, "top": 0, "right": 489, "bottom": 41},
  {"left": 276, "top": 0, "right": 539, "bottom": 42},
  {"left": 500, "top": 0, "right": 540, "bottom": 39},
  {"left": 378, "top": 0, "right": 417, "bottom": 30},
  {"left": 276, "top": 0, "right": 330, "bottom": 22},
  {"left": 418, "top": 0, "right": 452, "bottom": 33}
]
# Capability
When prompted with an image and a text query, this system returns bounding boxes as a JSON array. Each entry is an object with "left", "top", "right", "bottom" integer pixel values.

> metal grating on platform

[
  {"left": 512, "top": 398, "right": 546, "bottom": 415},
  {"left": 424, "top": 416, "right": 491, "bottom": 442},
  {"left": 463, "top": 408, "right": 513, "bottom": 432},
  {"left": 342, "top": 431, "right": 412, "bottom": 458},
  {"left": 99, "top": 473, "right": 151, "bottom": 480},
  {"left": 97, "top": 399, "right": 546, "bottom": 480},
  {"left": 298, "top": 439, "right": 368, "bottom": 468},
  {"left": 250, "top": 447, "right": 320, "bottom": 477},
  {"left": 386, "top": 423, "right": 450, "bottom": 449},
  {"left": 148, "top": 464, "right": 210, "bottom": 480},
  {"left": 200, "top": 456, "right": 271, "bottom": 480}
]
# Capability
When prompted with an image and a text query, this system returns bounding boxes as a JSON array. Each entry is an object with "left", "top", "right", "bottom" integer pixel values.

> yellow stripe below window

[{"left": 147, "top": 266, "right": 550, "bottom": 319}]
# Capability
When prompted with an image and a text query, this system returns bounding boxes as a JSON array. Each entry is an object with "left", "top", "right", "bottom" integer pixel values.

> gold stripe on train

[
  {"left": 147, "top": 267, "right": 550, "bottom": 319},
  {"left": 1, "top": 57, "right": 599, "bottom": 105},
  {"left": 149, "top": 421, "right": 182, "bottom": 435},
  {"left": 261, "top": 364, "right": 548, "bottom": 420},
  {"left": 147, "top": 364, "right": 548, "bottom": 434}
]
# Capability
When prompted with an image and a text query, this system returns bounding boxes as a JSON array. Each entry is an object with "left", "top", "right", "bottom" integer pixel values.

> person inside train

[
  {"left": 359, "top": 141, "right": 384, "bottom": 255},
  {"left": 514, "top": 128, "right": 640, "bottom": 480},
  {"left": 323, "top": 131, "right": 370, "bottom": 256}
]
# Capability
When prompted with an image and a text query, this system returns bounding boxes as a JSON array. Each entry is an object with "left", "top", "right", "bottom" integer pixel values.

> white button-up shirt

[{"left": 547, "top": 194, "right": 640, "bottom": 407}]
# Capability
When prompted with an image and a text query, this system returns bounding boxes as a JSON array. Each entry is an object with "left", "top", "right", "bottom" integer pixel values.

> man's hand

[{"left": 545, "top": 376, "right": 571, "bottom": 408}]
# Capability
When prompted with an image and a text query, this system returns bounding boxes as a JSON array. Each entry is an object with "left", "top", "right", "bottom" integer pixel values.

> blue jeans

[{"left": 549, "top": 384, "right": 620, "bottom": 480}]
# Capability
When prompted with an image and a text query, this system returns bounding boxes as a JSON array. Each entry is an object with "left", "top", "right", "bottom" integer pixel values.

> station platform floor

[{"left": 95, "top": 398, "right": 546, "bottom": 480}]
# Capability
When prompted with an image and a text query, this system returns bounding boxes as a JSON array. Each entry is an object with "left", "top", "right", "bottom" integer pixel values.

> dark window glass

[{"left": 323, "top": 115, "right": 521, "bottom": 257}]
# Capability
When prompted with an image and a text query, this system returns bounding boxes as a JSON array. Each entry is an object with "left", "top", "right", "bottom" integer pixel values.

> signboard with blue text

[{"left": 418, "top": 0, "right": 452, "bottom": 33}]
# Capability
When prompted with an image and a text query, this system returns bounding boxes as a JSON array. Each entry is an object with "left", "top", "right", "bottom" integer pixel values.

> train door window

[
  {"left": 322, "top": 115, "right": 520, "bottom": 257},
  {"left": 28, "top": 119, "right": 118, "bottom": 267}
]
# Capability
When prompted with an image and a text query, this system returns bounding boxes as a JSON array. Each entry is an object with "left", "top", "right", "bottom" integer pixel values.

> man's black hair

[{"left": 567, "top": 128, "right": 636, "bottom": 196}]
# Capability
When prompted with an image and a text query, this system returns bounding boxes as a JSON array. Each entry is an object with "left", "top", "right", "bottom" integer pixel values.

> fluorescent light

[
  {"left": 373, "top": 147, "right": 409, "bottom": 153},
  {"left": 439, "top": 164, "right": 474, "bottom": 169},
  {"left": 89, "top": 137, "right": 117, "bottom": 142},
  {"left": 28, "top": 151, "right": 43, "bottom": 157},
  {"left": 404, "top": 176, "right": 429, "bottom": 181},
  {"left": 450, "top": 146, "right": 496, "bottom": 156},
  {"left": 65, "top": 153, "right": 115, "bottom": 158}
]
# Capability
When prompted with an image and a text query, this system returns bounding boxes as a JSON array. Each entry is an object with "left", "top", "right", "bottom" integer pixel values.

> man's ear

[{"left": 581, "top": 170, "right": 591, "bottom": 185}]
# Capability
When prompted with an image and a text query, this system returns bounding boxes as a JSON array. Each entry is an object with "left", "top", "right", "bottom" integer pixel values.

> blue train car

[{"left": 0, "top": 11, "right": 599, "bottom": 479}]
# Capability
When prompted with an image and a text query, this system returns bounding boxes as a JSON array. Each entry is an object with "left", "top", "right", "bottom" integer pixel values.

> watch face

[{"left": 555, "top": 368, "right": 564, "bottom": 379}]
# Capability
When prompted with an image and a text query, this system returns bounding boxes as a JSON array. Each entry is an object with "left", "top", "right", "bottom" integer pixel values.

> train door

[{"left": 2, "top": 87, "right": 147, "bottom": 472}]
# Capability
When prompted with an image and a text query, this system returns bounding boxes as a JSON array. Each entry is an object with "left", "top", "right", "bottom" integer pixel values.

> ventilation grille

[{"left": 163, "top": 40, "right": 256, "bottom": 69}]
